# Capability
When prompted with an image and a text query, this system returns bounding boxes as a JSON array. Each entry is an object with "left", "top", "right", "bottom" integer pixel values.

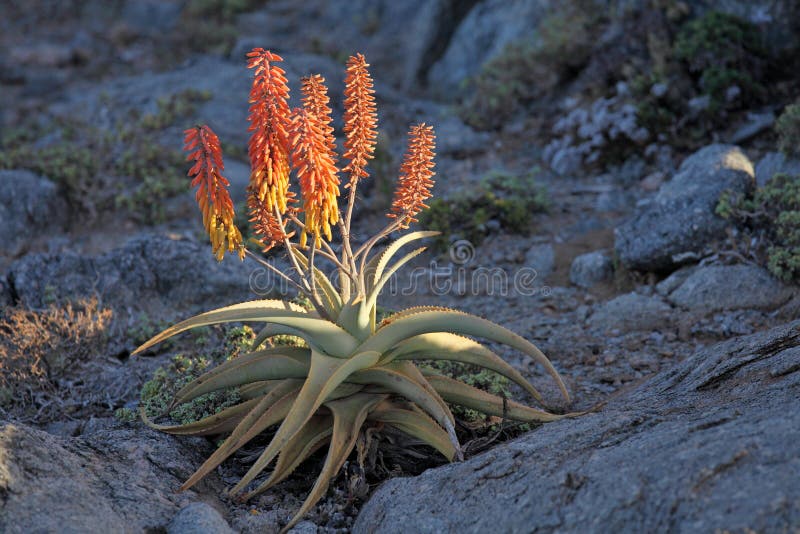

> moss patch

[{"left": 420, "top": 170, "right": 548, "bottom": 250}]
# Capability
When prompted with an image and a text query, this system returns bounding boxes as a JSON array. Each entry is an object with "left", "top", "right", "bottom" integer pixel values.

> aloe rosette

[{"left": 135, "top": 50, "right": 574, "bottom": 532}]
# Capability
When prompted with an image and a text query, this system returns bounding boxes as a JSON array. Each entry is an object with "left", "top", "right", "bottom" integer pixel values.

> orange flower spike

[
  {"left": 388, "top": 123, "right": 436, "bottom": 228},
  {"left": 184, "top": 125, "right": 244, "bottom": 260},
  {"left": 342, "top": 53, "right": 378, "bottom": 187},
  {"left": 300, "top": 74, "right": 337, "bottom": 153},
  {"left": 290, "top": 106, "right": 341, "bottom": 247},
  {"left": 248, "top": 193, "right": 294, "bottom": 253},
  {"left": 246, "top": 48, "right": 294, "bottom": 215}
]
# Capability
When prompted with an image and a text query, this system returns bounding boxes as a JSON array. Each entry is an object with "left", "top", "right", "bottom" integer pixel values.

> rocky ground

[{"left": 1, "top": 1, "right": 799, "bottom": 532}]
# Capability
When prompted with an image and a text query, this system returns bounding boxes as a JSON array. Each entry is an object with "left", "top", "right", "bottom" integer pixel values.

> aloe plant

[{"left": 135, "top": 49, "right": 573, "bottom": 532}]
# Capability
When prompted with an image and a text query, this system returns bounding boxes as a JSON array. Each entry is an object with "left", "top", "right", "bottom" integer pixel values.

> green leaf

[
  {"left": 230, "top": 350, "right": 381, "bottom": 494},
  {"left": 132, "top": 300, "right": 359, "bottom": 357},
  {"left": 426, "top": 374, "right": 568, "bottom": 422},
  {"left": 171, "top": 348, "right": 311, "bottom": 407},
  {"left": 384, "top": 332, "right": 543, "bottom": 401},
  {"left": 368, "top": 401, "right": 456, "bottom": 461},
  {"left": 358, "top": 308, "right": 570, "bottom": 403}
]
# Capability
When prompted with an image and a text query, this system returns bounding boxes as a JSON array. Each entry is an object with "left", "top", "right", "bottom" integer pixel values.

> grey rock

[
  {"left": 121, "top": 0, "right": 182, "bottom": 35},
  {"left": 524, "top": 244, "right": 555, "bottom": 281},
  {"left": 0, "top": 423, "right": 220, "bottom": 533},
  {"left": 355, "top": 320, "right": 800, "bottom": 533},
  {"left": 569, "top": 251, "right": 614, "bottom": 288},
  {"left": 655, "top": 265, "right": 696, "bottom": 296},
  {"left": 755, "top": 151, "right": 800, "bottom": 187},
  {"left": 615, "top": 145, "right": 754, "bottom": 272},
  {"left": 668, "top": 265, "right": 794, "bottom": 312},
  {"left": 0, "top": 275, "right": 12, "bottom": 307},
  {"left": 728, "top": 110, "right": 775, "bottom": 144},
  {"left": 0, "top": 170, "right": 68, "bottom": 259},
  {"left": 434, "top": 115, "right": 491, "bottom": 157},
  {"left": 588, "top": 292, "right": 672, "bottom": 332},
  {"left": 288, "top": 521, "right": 319, "bottom": 533},
  {"left": 6, "top": 234, "right": 265, "bottom": 328},
  {"left": 428, "top": 0, "right": 548, "bottom": 96},
  {"left": 549, "top": 147, "right": 583, "bottom": 176},
  {"left": 168, "top": 503, "right": 235, "bottom": 534}
]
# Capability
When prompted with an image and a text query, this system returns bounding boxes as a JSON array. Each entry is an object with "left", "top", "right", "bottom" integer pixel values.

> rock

[
  {"left": 288, "top": 521, "right": 319, "bottom": 533},
  {"left": 427, "top": 0, "right": 548, "bottom": 96},
  {"left": 0, "top": 423, "right": 220, "bottom": 533},
  {"left": 0, "top": 170, "right": 69, "bottom": 260},
  {"left": 6, "top": 234, "right": 266, "bottom": 329},
  {"left": 615, "top": 145, "right": 754, "bottom": 272},
  {"left": 667, "top": 265, "right": 794, "bottom": 312},
  {"left": 728, "top": 110, "right": 775, "bottom": 144},
  {"left": 655, "top": 266, "right": 695, "bottom": 296},
  {"left": 434, "top": 115, "right": 491, "bottom": 157},
  {"left": 754, "top": 151, "right": 800, "bottom": 187},
  {"left": 0, "top": 275, "right": 12, "bottom": 307},
  {"left": 120, "top": 0, "right": 182, "bottom": 36},
  {"left": 588, "top": 292, "right": 672, "bottom": 333},
  {"left": 355, "top": 320, "right": 800, "bottom": 533},
  {"left": 168, "top": 503, "right": 235, "bottom": 534},
  {"left": 524, "top": 243, "right": 555, "bottom": 281},
  {"left": 569, "top": 251, "right": 614, "bottom": 288},
  {"left": 236, "top": 0, "right": 452, "bottom": 91},
  {"left": 639, "top": 171, "right": 665, "bottom": 192}
]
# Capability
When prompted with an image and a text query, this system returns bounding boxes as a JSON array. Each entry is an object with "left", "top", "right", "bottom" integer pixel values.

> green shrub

[
  {"left": 420, "top": 170, "right": 548, "bottom": 250},
  {"left": 776, "top": 103, "right": 800, "bottom": 158},
  {"left": 673, "top": 11, "right": 767, "bottom": 110},
  {"left": 717, "top": 172, "right": 800, "bottom": 281}
]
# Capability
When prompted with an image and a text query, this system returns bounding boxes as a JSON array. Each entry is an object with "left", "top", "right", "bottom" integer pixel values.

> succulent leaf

[
  {"left": 358, "top": 308, "right": 570, "bottom": 403},
  {"left": 231, "top": 350, "right": 380, "bottom": 493},
  {"left": 140, "top": 397, "right": 263, "bottom": 436},
  {"left": 367, "top": 401, "right": 456, "bottom": 460},
  {"left": 384, "top": 332, "right": 543, "bottom": 400},
  {"left": 133, "top": 300, "right": 359, "bottom": 357}
]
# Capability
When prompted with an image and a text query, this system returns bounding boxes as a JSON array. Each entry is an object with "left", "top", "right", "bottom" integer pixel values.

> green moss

[
  {"left": 420, "top": 170, "right": 548, "bottom": 250},
  {"left": 717, "top": 172, "right": 800, "bottom": 281},
  {"left": 141, "top": 352, "right": 241, "bottom": 424},
  {"left": 114, "top": 407, "right": 138, "bottom": 423},
  {"left": 673, "top": 11, "right": 767, "bottom": 110},
  {"left": 776, "top": 103, "right": 800, "bottom": 158}
]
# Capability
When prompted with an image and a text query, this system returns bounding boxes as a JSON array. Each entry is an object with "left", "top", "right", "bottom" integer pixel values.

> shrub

[
  {"left": 776, "top": 102, "right": 800, "bottom": 158},
  {"left": 420, "top": 170, "right": 548, "bottom": 250},
  {"left": 717, "top": 172, "right": 800, "bottom": 281}
]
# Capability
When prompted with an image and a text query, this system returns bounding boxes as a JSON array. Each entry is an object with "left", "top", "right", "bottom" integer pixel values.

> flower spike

[
  {"left": 388, "top": 123, "right": 436, "bottom": 228},
  {"left": 246, "top": 48, "right": 295, "bottom": 230},
  {"left": 291, "top": 76, "right": 341, "bottom": 247},
  {"left": 342, "top": 54, "right": 378, "bottom": 188},
  {"left": 184, "top": 125, "right": 244, "bottom": 261}
]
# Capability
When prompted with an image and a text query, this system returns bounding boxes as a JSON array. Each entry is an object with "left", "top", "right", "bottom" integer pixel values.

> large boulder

[
  {"left": 0, "top": 423, "right": 221, "bottom": 533},
  {"left": 588, "top": 292, "right": 673, "bottom": 333},
  {"left": 355, "top": 320, "right": 800, "bottom": 532},
  {"left": 666, "top": 264, "right": 794, "bottom": 312},
  {"left": 426, "top": 0, "right": 548, "bottom": 96},
  {"left": 615, "top": 144, "right": 754, "bottom": 272},
  {"left": 6, "top": 234, "right": 266, "bottom": 326},
  {"left": 0, "top": 170, "right": 68, "bottom": 261}
]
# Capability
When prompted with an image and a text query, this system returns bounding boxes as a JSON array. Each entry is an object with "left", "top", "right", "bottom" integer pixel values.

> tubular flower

[
  {"left": 342, "top": 53, "right": 378, "bottom": 187},
  {"left": 290, "top": 107, "right": 340, "bottom": 247},
  {"left": 388, "top": 123, "right": 436, "bottom": 228},
  {"left": 248, "top": 194, "right": 294, "bottom": 253},
  {"left": 246, "top": 48, "right": 294, "bottom": 219},
  {"left": 300, "top": 74, "right": 336, "bottom": 152},
  {"left": 184, "top": 125, "right": 244, "bottom": 261}
]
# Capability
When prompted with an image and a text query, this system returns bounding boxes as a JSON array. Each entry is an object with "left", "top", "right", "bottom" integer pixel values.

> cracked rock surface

[{"left": 354, "top": 321, "right": 800, "bottom": 533}]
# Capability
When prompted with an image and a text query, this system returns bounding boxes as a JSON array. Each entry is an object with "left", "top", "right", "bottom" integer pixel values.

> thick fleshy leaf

[
  {"left": 132, "top": 300, "right": 358, "bottom": 357},
  {"left": 140, "top": 397, "right": 262, "bottom": 436},
  {"left": 368, "top": 401, "right": 456, "bottom": 461},
  {"left": 425, "top": 374, "right": 567, "bottom": 422},
  {"left": 291, "top": 249, "right": 342, "bottom": 316},
  {"left": 269, "top": 393, "right": 388, "bottom": 532},
  {"left": 359, "top": 246, "right": 427, "bottom": 330},
  {"left": 366, "top": 231, "right": 439, "bottom": 291},
  {"left": 383, "top": 332, "right": 542, "bottom": 401},
  {"left": 230, "top": 350, "right": 381, "bottom": 494},
  {"left": 255, "top": 415, "right": 334, "bottom": 492},
  {"left": 179, "top": 380, "right": 304, "bottom": 491},
  {"left": 358, "top": 308, "right": 570, "bottom": 403},
  {"left": 349, "top": 363, "right": 460, "bottom": 457},
  {"left": 171, "top": 348, "right": 311, "bottom": 407}
]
